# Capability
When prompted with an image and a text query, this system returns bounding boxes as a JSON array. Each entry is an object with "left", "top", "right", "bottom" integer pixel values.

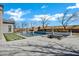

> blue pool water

[{"left": 20, "top": 31, "right": 47, "bottom": 37}]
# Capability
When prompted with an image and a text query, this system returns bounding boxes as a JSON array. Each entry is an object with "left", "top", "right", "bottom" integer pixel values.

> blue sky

[{"left": 2, "top": 3, "right": 79, "bottom": 27}]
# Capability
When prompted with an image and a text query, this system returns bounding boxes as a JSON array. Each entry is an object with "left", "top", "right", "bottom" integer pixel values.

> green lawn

[{"left": 4, "top": 33, "right": 25, "bottom": 41}]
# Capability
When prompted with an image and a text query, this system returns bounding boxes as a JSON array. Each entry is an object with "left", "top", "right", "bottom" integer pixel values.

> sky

[{"left": 1, "top": 3, "right": 79, "bottom": 27}]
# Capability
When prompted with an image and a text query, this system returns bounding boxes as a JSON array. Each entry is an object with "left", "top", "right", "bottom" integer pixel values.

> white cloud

[
  {"left": 41, "top": 5, "right": 48, "bottom": 9},
  {"left": 67, "top": 3, "right": 79, "bottom": 9},
  {"left": 53, "top": 13, "right": 63, "bottom": 18},
  {"left": 51, "top": 13, "right": 64, "bottom": 20},
  {"left": 31, "top": 13, "right": 64, "bottom": 21},
  {"left": 32, "top": 14, "right": 52, "bottom": 21},
  {"left": 66, "top": 14, "right": 72, "bottom": 16},
  {"left": 31, "top": 13, "right": 73, "bottom": 21},
  {"left": 4, "top": 8, "right": 31, "bottom": 21}
]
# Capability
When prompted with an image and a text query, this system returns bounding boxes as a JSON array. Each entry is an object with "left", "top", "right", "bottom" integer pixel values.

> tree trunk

[
  {"left": 63, "top": 26, "right": 68, "bottom": 32},
  {"left": 43, "top": 25, "right": 45, "bottom": 31}
]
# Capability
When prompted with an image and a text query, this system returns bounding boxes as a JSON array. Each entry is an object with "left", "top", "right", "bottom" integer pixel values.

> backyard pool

[
  {"left": 20, "top": 31, "right": 47, "bottom": 37},
  {"left": 20, "top": 31, "right": 71, "bottom": 37}
]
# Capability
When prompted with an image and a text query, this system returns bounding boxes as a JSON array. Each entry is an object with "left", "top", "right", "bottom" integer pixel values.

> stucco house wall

[{"left": 2, "top": 23, "right": 14, "bottom": 33}]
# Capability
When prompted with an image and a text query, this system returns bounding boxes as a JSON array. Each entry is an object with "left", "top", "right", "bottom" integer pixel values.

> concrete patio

[{"left": 0, "top": 34, "right": 79, "bottom": 56}]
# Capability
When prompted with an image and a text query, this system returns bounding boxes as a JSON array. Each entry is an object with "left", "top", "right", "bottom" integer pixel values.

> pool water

[{"left": 20, "top": 31, "right": 47, "bottom": 37}]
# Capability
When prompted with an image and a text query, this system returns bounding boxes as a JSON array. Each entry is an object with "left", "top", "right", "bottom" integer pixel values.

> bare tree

[
  {"left": 19, "top": 21, "right": 27, "bottom": 33},
  {"left": 39, "top": 15, "right": 51, "bottom": 31},
  {"left": 57, "top": 10, "right": 79, "bottom": 31}
]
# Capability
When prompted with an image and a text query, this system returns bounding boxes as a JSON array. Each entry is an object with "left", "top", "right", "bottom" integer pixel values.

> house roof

[
  {"left": 3, "top": 20, "right": 15, "bottom": 24},
  {"left": 3, "top": 18, "right": 15, "bottom": 24}
]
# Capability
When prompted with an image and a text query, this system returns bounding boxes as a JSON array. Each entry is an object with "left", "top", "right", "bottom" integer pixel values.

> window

[{"left": 8, "top": 25, "right": 12, "bottom": 32}]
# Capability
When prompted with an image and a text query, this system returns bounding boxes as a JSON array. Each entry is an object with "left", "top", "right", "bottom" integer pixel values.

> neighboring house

[
  {"left": 0, "top": 5, "right": 15, "bottom": 34},
  {"left": 2, "top": 21, "right": 14, "bottom": 33}
]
